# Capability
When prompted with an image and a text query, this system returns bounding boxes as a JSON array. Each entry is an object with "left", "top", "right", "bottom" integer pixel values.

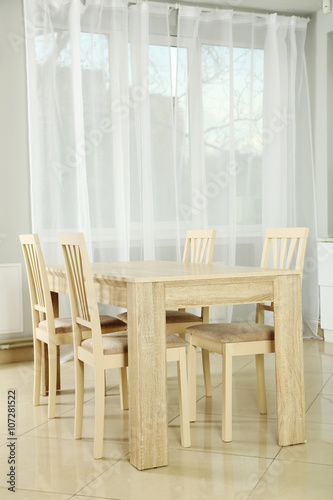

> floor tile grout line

[
  {"left": 243, "top": 457, "right": 275, "bottom": 500},
  {"left": 247, "top": 458, "right": 281, "bottom": 500},
  {"left": 69, "top": 494, "right": 122, "bottom": 500},
  {"left": 318, "top": 372, "right": 333, "bottom": 395},
  {"left": 16, "top": 429, "right": 131, "bottom": 447},
  {"left": 178, "top": 446, "right": 281, "bottom": 461},
  {"left": 305, "top": 392, "right": 322, "bottom": 414},
  {"left": 74, "top": 453, "right": 131, "bottom": 498},
  {"left": 69, "top": 494, "right": 124, "bottom": 500},
  {"left": 233, "top": 358, "right": 260, "bottom": 374},
  {"left": 193, "top": 407, "right": 279, "bottom": 419},
  {"left": 14, "top": 393, "right": 114, "bottom": 439},
  {"left": 16, "top": 404, "right": 82, "bottom": 439},
  {"left": 0, "top": 484, "right": 123, "bottom": 500},
  {"left": 247, "top": 453, "right": 333, "bottom": 499},
  {"left": 249, "top": 441, "right": 325, "bottom": 500},
  {"left": 275, "top": 457, "right": 333, "bottom": 467},
  {"left": 271, "top": 445, "right": 284, "bottom": 461},
  {"left": 188, "top": 411, "right": 279, "bottom": 420},
  {"left": 0, "top": 486, "right": 75, "bottom": 498},
  {"left": 15, "top": 383, "right": 131, "bottom": 438}
]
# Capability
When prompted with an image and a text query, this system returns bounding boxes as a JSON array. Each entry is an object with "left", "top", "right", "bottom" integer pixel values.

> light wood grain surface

[{"left": 47, "top": 261, "right": 299, "bottom": 287}]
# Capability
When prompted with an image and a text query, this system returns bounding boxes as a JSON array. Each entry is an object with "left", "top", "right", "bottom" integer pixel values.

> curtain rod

[
  {"left": 128, "top": 0, "right": 282, "bottom": 18},
  {"left": 173, "top": 3, "right": 268, "bottom": 17},
  {"left": 79, "top": 0, "right": 308, "bottom": 20},
  {"left": 134, "top": 1, "right": 310, "bottom": 21}
]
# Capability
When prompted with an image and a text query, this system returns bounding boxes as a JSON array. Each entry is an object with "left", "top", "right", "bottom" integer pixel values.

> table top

[{"left": 47, "top": 260, "right": 300, "bottom": 284}]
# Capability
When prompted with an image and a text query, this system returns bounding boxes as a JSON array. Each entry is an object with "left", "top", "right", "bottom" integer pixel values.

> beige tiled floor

[{"left": 0, "top": 338, "right": 333, "bottom": 499}]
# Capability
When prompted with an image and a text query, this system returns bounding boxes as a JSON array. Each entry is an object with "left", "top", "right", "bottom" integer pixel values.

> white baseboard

[{"left": 323, "top": 329, "right": 333, "bottom": 343}]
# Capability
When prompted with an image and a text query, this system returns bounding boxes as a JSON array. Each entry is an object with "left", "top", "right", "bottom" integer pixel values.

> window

[
  {"left": 200, "top": 44, "right": 264, "bottom": 226},
  {"left": 34, "top": 28, "right": 264, "bottom": 236}
]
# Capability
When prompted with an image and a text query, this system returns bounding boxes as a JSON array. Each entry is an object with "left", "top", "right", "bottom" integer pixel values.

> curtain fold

[{"left": 24, "top": 0, "right": 319, "bottom": 335}]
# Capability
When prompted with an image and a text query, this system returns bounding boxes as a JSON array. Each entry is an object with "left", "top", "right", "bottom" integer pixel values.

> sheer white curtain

[{"left": 24, "top": 0, "right": 318, "bottom": 335}]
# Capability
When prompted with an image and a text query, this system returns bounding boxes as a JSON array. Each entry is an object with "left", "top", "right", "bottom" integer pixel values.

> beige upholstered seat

[
  {"left": 37, "top": 317, "right": 73, "bottom": 335},
  {"left": 80, "top": 332, "right": 128, "bottom": 355},
  {"left": 38, "top": 315, "right": 124, "bottom": 335},
  {"left": 79, "top": 330, "right": 188, "bottom": 357},
  {"left": 19, "top": 234, "right": 126, "bottom": 420},
  {"left": 167, "top": 310, "right": 205, "bottom": 323},
  {"left": 186, "top": 227, "right": 309, "bottom": 443},
  {"left": 188, "top": 323, "right": 275, "bottom": 343},
  {"left": 118, "top": 309, "right": 204, "bottom": 325},
  {"left": 59, "top": 232, "right": 191, "bottom": 459}
]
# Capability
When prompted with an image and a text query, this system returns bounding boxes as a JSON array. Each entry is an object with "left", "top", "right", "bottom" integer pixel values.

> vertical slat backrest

[
  {"left": 59, "top": 233, "right": 103, "bottom": 357},
  {"left": 19, "top": 234, "right": 55, "bottom": 333},
  {"left": 64, "top": 243, "right": 90, "bottom": 323},
  {"left": 182, "top": 229, "right": 216, "bottom": 264},
  {"left": 260, "top": 228, "right": 309, "bottom": 279}
]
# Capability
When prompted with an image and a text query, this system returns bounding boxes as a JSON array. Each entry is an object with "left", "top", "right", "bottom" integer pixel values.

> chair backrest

[
  {"left": 182, "top": 229, "right": 216, "bottom": 264},
  {"left": 58, "top": 233, "right": 103, "bottom": 357},
  {"left": 260, "top": 227, "right": 309, "bottom": 278},
  {"left": 19, "top": 234, "right": 55, "bottom": 335}
]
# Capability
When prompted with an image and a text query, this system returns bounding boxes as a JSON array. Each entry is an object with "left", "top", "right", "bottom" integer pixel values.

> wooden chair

[
  {"left": 186, "top": 227, "right": 309, "bottom": 442},
  {"left": 19, "top": 234, "right": 126, "bottom": 419},
  {"left": 118, "top": 229, "right": 217, "bottom": 395},
  {"left": 165, "top": 229, "right": 217, "bottom": 335},
  {"left": 59, "top": 233, "right": 191, "bottom": 459}
]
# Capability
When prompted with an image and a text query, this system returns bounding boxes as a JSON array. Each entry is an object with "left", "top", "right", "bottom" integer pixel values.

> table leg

[
  {"left": 127, "top": 282, "right": 168, "bottom": 470},
  {"left": 274, "top": 274, "right": 306, "bottom": 446}
]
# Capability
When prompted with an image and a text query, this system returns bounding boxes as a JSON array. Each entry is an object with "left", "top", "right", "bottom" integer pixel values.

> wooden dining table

[{"left": 46, "top": 260, "right": 306, "bottom": 471}]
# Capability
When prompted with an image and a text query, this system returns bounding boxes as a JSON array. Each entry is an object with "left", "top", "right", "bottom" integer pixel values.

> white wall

[
  {"left": 307, "top": 10, "right": 333, "bottom": 237},
  {"left": 0, "top": 0, "right": 32, "bottom": 339}
]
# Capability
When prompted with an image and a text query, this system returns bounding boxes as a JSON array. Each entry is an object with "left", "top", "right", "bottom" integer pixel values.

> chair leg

[
  {"left": 47, "top": 343, "right": 57, "bottom": 419},
  {"left": 33, "top": 338, "right": 42, "bottom": 406},
  {"left": 94, "top": 367, "right": 105, "bottom": 459},
  {"left": 119, "top": 367, "right": 128, "bottom": 410},
  {"left": 255, "top": 354, "right": 267, "bottom": 414},
  {"left": 188, "top": 336, "right": 197, "bottom": 422},
  {"left": 202, "top": 348, "right": 212, "bottom": 397},
  {"left": 177, "top": 348, "right": 191, "bottom": 448},
  {"left": 222, "top": 347, "right": 232, "bottom": 442},
  {"left": 74, "top": 358, "right": 84, "bottom": 439}
]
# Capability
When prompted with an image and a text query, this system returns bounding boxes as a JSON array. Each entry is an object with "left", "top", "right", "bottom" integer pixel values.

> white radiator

[{"left": 0, "top": 264, "right": 23, "bottom": 335}]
